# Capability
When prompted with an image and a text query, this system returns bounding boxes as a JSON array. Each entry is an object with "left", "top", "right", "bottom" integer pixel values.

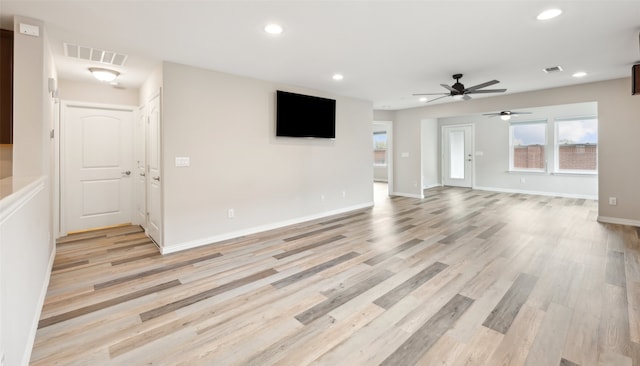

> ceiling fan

[
  {"left": 483, "top": 110, "right": 532, "bottom": 120},
  {"left": 413, "top": 74, "right": 507, "bottom": 102}
]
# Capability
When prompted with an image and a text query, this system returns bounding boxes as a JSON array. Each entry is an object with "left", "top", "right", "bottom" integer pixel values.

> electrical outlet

[
  {"left": 227, "top": 208, "right": 235, "bottom": 218},
  {"left": 342, "top": 190, "right": 346, "bottom": 198},
  {"left": 609, "top": 197, "right": 617, "bottom": 205},
  {"left": 321, "top": 195, "right": 326, "bottom": 201},
  {"left": 520, "top": 177, "right": 526, "bottom": 183}
]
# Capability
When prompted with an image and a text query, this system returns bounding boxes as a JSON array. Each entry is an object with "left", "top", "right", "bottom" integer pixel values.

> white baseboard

[
  {"left": 422, "top": 184, "right": 441, "bottom": 190},
  {"left": 597, "top": 216, "right": 640, "bottom": 227},
  {"left": 162, "top": 202, "right": 374, "bottom": 254},
  {"left": 391, "top": 192, "right": 424, "bottom": 199},
  {"left": 473, "top": 185, "right": 597, "bottom": 200}
]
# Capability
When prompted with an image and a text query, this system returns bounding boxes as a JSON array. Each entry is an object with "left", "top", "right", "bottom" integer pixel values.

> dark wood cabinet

[{"left": 0, "top": 29, "right": 13, "bottom": 144}]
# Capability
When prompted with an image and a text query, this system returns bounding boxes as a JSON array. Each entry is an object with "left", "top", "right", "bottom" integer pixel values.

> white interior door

[
  {"left": 442, "top": 125, "right": 473, "bottom": 188},
  {"left": 146, "top": 93, "right": 162, "bottom": 246},
  {"left": 63, "top": 104, "right": 134, "bottom": 233},
  {"left": 133, "top": 106, "right": 146, "bottom": 227}
]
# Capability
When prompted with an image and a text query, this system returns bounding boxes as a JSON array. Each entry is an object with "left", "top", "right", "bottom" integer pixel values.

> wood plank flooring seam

[
  {"left": 373, "top": 261, "right": 449, "bottom": 310},
  {"left": 294, "top": 269, "right": 394, "bottom": 325},
  {"left": 380, "top": 293, "right": 474, "bottom": 366},
  {"left": 271, "top": 252, "right": 360, "bottom": 289},
  {"left": 140, "top": 268, "right": 278, "bottom": 322},
  {"left": 38, "top": 280, "right": 181, "bottom": 329},
  {"left": 94, "top": 252, "right": 223, "bottom": 290},
  {"left": 364, "top": 238, "right": 423, "bottom": 266},
  {"left": 273, "top": 235, "right": 346, "bottom": 260},
  {"left": 482, "top": 272, "right": 539, "bottom": 334},
  {"left": 283, "top": 224, "right": 344, "bottom": 242}
]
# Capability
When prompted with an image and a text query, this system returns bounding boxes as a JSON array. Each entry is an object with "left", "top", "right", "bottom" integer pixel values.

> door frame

[
  {"left": 145, "top": 90, "right": 163, "bottom": 248},
  {"left": 441, "top": 124, "right": 475, "bottom": 188},
  {"left": 133, "top": 105, "right": 147, "bottom": 228},
  {"left": 59, "top": 100, "right": 136, "bottom": 236},
  {"left": 373, "top": 120, "right": 394, "bottom": 196}
]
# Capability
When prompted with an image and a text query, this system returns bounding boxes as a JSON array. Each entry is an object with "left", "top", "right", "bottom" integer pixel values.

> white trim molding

[
  {"left": 473, "top": 185, "right": 597, "bottom": 200},
  {"left": 597, "top": 216, "right": 640, "bottom": 227},
  {"left": 391, "top": 192, "right": 424, "bottom": 199},
  {"left": 161, "top": 202, "right": 374, "bottom": 254}
]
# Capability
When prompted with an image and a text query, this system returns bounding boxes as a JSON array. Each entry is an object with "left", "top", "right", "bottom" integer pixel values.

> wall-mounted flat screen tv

[{"left": 276, "top": 90, "right": 336, "bottom": 138}]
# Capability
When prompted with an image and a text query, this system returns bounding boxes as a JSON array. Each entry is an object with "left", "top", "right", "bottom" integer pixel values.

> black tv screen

[{"left": 276, "top": 90, "right": 336, "bottom": 138}]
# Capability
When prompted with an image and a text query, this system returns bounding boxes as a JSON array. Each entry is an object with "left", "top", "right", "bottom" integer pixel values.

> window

[
  {"left": 555, "top": 117, "right": 597, "bottom": 172},
  {"left": 510, "top": 121, "right": 546, "bottom": 171},
  {"left": 373, "top": 131, "right": 387, "bottom": 165}
]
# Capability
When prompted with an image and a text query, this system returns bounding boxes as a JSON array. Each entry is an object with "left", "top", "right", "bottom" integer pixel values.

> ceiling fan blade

[
  {"left": 425, "top": 95, "right": 450, "bottom": 103},
  {"left": 511, "top": 112, "right": 532, "bottom": 115},
  {"left": 440, "top": 84, "right": 458, "bottom": 93},
  {"left": 462, "top": 94, "right": 472, "bottom": 101},
  {"left": 467, "top": 88, "right": 507, "bottom": 94},
  {"left": 412, "top": 92, "right": 449, "bottom": 96},
  {"left": 482, "top": 113, "right": 501, "bottom": 116},
  {"left": 466, "top": 80, "right": 499, "bottom": 91}
]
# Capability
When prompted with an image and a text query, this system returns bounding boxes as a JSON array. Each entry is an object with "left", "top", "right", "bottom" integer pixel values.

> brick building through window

[
  {"left": 558, "top": 143, "right": 597, "bottom": 170},
  {"left": 514, "top": 145, "right": 545, "bottom": 169}
]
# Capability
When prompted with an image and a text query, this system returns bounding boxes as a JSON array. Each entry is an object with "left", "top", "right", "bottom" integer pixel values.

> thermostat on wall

[{"left": 19, "top": 23, "right": 40, "bottom": 37}]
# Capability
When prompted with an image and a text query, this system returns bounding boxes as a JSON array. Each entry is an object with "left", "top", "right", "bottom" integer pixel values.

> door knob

[
  {"left": 122, "top": 170, "right": 131, "bottom": 176},
  {"left": 152, "top": 176, "right": 160, "bottom": 181},
  {"left": 139, "top": 172, "right": 146, "bottom": 177}
]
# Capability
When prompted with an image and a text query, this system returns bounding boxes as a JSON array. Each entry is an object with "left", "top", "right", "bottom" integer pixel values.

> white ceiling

[{"left": 1, "top": 1, "right": 639, "bottom": 110}]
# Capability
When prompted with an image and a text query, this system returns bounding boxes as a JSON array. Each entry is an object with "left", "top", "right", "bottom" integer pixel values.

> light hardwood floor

[{"left": 31, "top": 185, "right": 640, "bottom": 365}]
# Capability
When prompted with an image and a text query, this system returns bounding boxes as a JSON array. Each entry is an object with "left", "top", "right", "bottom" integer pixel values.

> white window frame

[
  {"left": 554, "top": 116, "right": 598, "bottom": 175},
  {"left": 509, "top": 120, "right": 547, "bottom": 172}
]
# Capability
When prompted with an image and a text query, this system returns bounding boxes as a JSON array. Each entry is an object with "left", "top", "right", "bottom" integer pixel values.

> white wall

[
  {"left": 0, "top": 178, "right": 52, "bottom": 366},
  {"left": 390, "top": 78, "right": 640, "bottom": 224},
  {"left": 139, "top": 64, "right": 163, "bottom": 104},
  {"left": 393, "top": 117, "right": 423, "bottom": 198},
  {"left": 1, "top": 15, "right": 56, "bottom": 366},
  {"left": 58, "top": 79, "right": 139, "bottom": 106},
  {"left": 420, "top": 118, "right": 438, "bottom": 189},
  {"left": 161, "top": 61, "right": 373, "bottom": 252},
  {"left": 12, "top": 17, "right": 46, "bottom": 178},
  {"left": 439, "top": 102, "right": 598, "bottom": 198}
]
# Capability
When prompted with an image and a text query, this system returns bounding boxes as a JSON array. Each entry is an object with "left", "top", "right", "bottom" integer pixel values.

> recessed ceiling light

[
  {"left": 419, "top": 97, "right": 428, "bottom": 102},
  {"left": 537, "top": 9, "right": 562, "bottom": 21},
  {"left": 332, "top": 74, "right": 344, "bottom": 81},
  {"left": 572, "top": 71, "right": 587, "bottom": 78},
  {"left": 264, "top": 24, "right": 283, "bottom": 35}
]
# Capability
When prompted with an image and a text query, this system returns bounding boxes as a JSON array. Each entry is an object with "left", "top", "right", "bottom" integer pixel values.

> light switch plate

[{"left": 175, "top": 157, "right": 190, "bottom": 167}]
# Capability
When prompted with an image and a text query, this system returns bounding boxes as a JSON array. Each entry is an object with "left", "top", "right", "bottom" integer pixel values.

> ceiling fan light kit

[
  {"left": 483, "top": 110, "right": 533, "bottom": 121},
  {"left": 413, "top": 74, "right": 507, "bottom": 103}
]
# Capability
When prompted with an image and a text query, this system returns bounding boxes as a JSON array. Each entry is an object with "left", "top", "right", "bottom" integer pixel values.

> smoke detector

[{"left": 543, "top": 66, "right": 563, "bottom": 73}]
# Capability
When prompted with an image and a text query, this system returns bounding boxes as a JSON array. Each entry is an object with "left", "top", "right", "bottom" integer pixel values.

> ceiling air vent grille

[{"left": 64, "top": 43, "right": 128, "bottom": 67}]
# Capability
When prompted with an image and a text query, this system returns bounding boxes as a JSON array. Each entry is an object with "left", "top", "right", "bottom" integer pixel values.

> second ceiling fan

[{"left": 414, "top": 74, "right": 507, "bottom": 102}]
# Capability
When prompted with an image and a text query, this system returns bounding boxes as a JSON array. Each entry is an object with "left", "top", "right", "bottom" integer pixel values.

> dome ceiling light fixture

[{"left": 89, "top": 67, "right": 120, "bottom": 82}]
